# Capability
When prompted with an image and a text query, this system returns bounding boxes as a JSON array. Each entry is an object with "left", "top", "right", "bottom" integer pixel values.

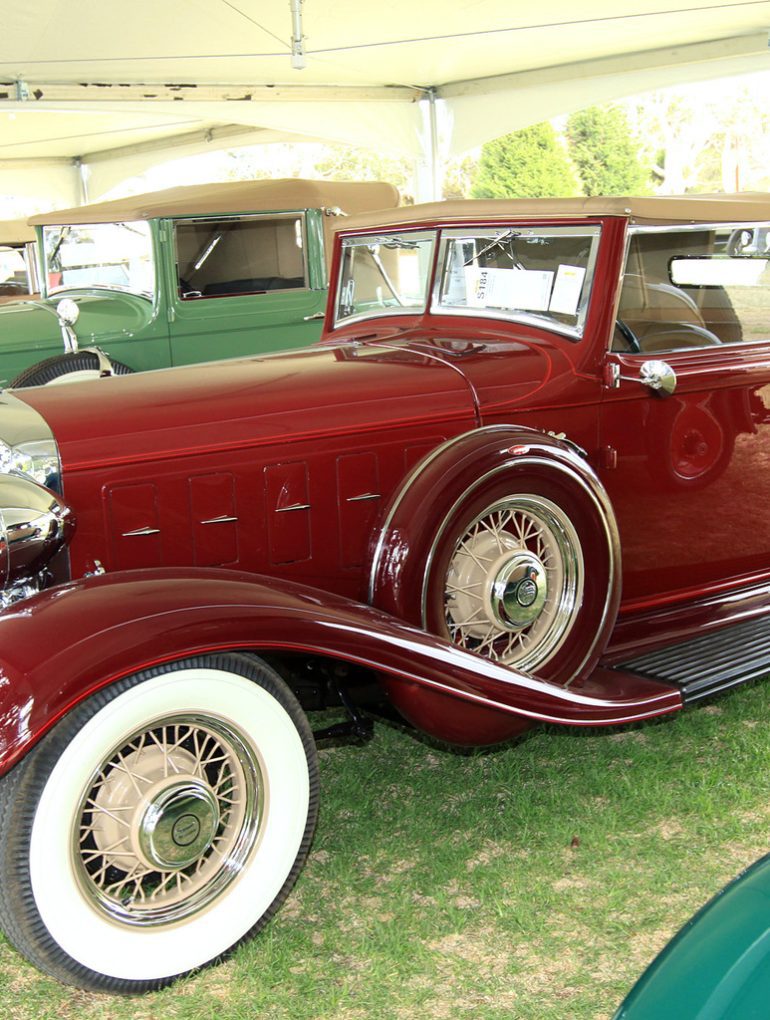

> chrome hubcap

[
  {"left": 491, "top": 552, "right": 548, "bottom": 629},
  {"left": 137, "top": 778, "right": 221, "bottom": 870},
  {"left": 75, "top": 715, "right": 263, "bottom": 927},
  {"left": 443, "top": 495, "right": 583, "bottom": 669}
]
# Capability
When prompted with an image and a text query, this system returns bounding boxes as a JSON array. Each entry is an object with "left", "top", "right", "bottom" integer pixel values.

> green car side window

[{"left": 175, "top": 214, "right": 307, "bottom": 300}]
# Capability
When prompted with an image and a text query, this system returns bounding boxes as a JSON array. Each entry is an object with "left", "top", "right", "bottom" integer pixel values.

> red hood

[{"left": 17, "top": 339, "right": 479, "bottom": 473}]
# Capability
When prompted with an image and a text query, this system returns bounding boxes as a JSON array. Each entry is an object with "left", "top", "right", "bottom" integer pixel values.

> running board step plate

[{"left": 618, "top": 615, "right": 770, "bottom": 703}]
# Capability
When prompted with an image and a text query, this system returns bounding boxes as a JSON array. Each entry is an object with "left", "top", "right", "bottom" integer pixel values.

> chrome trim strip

[
  {"left": 275, "top": 503, "right": 311, "bottom": 513},
  {"left": 363, "top": 338, "right": 481, "bottom": 421},
  {"left": 200, "top": 515, "right": 239, "bottom": 525},
  {"left": 346, "top": 493, "right": 381, "bottom": 503},
  {"left": 122, "top": 527, "right": 161, "bottom": 537}
]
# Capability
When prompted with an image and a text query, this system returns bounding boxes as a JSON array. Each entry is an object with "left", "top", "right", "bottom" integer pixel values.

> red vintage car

[{"left": 0, "top": 194, "right": 768, "bottom": 992}]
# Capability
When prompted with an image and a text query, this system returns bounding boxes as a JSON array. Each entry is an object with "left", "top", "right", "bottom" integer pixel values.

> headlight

[
  {"left": 0, "top": 474, "right": 74, "bottom": 603},
  {"left": 0, "top": 439, "right": 61, "bottom": 493}
]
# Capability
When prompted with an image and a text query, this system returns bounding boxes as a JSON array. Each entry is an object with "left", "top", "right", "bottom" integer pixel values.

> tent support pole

[
  {"left": 414, "top": 88, "right": 443, "bottom": 203},
  {"left": 428, "top": 87, "right": 440, "bottom": 201},
  {"left": 73, "top": 157, "right": 89, "bottom": 205}
]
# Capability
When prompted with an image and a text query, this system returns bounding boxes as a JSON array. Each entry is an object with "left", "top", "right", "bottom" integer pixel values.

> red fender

[
  {"left": 369, "top": 425, "right": 622, "bottom": 688},
  {"left": 0, "top": 566, "right": 680, "bottom": 773}
]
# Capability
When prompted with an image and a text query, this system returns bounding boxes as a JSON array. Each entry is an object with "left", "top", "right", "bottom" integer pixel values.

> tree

[
  {"left": 471, "top": 123, "right": 579, "bottom": 199},
  {"left": 566, "top": 106, "right": 650, "bottom": 196},
  {"left": 312, "top": 145, "right": 415, "bottom": 199}
]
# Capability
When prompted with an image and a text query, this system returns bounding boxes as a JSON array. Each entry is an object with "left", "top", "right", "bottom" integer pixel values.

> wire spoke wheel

[
  {"left": 0, "top": 655, "right": 318, "bottom": 993},
  {"left": 76, "top": 715, "right": 263, "bottom": 927},
  {"left": 444, "top": 495, "right": 583, "bottom": 671}
]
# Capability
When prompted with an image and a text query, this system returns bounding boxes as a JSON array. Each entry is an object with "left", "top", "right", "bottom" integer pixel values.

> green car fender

[{"left": 615, "top": 853, "right": 770, "bottom": 1019}]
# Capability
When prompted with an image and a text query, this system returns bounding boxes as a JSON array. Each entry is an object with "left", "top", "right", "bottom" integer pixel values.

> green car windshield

[{"left": 42, "top": 221, "right": 155, "bottom": 299}]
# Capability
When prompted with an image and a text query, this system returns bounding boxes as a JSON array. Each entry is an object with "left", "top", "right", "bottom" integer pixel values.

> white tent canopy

[{"left": 2, "top": 1, "right": 770, "bottom": 207}]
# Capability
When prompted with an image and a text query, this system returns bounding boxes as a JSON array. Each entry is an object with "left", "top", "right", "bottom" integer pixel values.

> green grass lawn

[{"left": 4, "top": 679, "right": 770, "bottom": 1019}]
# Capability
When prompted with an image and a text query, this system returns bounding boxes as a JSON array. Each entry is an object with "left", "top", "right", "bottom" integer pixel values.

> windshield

[
  {"left": 435, "top": 225, "right": 601, "bottom": 337},
  {"left": 333, "top": 223, "right": 601, "bottom": 338},
  {"left": 43, "top": 221, "right": 155, "bottom": 299},
  {"left": 335, "top": 230, "right": 436, "bottom": 325}
]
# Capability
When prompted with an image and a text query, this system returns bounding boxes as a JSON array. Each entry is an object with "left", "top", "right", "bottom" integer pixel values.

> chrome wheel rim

[
  {"left": 73, "top": 714, "right": 264, "bottom": 927},
  {"left": 443, "top": 495, "right": 583, "bottom": 670}
]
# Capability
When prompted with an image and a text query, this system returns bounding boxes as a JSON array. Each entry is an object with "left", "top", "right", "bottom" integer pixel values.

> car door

[
  {"left": 165, "top": 210, "right": 327, "bottom": 366},
  {"left": 599, "top": 223, "right": 770, "bottom": 609}
]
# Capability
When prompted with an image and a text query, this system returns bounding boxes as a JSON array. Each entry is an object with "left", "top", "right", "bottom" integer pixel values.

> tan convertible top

[
  {"left": 338, "top": 193, "right": 770, "bottom": 232},
  {"left": 30, "top": 179, "right": 400, "bottom": 226},
  {"left": 0, "top": 219, "right": 36, "bottom": 244}
]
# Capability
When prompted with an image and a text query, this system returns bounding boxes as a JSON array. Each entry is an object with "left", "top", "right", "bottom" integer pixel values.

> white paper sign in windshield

[{"left": 464, "top": 267, "right": 553, "bottom": 311}]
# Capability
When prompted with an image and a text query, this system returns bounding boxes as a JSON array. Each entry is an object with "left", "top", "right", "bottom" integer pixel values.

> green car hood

[{"left": 0, "top": 292, "right": 156, "bottom": 346}]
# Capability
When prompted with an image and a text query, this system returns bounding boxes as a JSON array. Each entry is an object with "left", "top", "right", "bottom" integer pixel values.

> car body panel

[
  {"left": 601, "top": 343, "right": 770, "bottom": 605},
  {"left": 615, "top": 852, "right": 770, "bottom": 1019},
  {"left": 16, "top": 340, "right": 479, "bottom": 594},
  {"left": 0, "top": 567, "right": 682, "bottom": 776},
  {"left": 0, "top": 292, "right": 169, "bottom": 381}
]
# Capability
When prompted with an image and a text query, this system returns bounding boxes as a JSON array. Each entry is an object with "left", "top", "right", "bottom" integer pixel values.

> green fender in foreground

[{"left": 615, "top": 852, "right": 770, "bottom": 1019}]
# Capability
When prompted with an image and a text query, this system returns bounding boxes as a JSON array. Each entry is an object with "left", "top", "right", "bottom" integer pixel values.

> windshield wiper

[
  {"left": 464, "top": 228, "right": 522, "bottom": 267},
  {"left": 47, "top": 226, "right": 71, "bottom": 271},
  {"left": 363, "top": 235, "right": 421, "bottom": 251}
]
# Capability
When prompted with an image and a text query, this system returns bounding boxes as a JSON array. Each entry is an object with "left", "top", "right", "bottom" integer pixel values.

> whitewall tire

[{"left": 0, "top": 654, "right": 318, "bottom": 993}]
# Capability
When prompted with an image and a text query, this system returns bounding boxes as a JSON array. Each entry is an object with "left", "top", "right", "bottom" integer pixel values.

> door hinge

[{"left": 599, "top": 446, "right": 618, "bottom": 470}]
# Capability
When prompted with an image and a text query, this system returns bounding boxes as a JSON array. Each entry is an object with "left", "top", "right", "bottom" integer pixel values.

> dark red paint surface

[{"left": 0, "top": 569, "right": 681, "bottom": 772}]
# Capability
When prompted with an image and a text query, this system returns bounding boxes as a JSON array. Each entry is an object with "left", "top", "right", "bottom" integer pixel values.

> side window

[
  {"left": 613, "top": 225, "right": 770, "bottom": 354},
  {"left": 174, "top": 215, "right": 307, "bottom": 300}
]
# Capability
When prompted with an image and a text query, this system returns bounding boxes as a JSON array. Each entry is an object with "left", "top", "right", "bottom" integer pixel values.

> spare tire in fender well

[{"left": 368, "top": 426, "right": 622, "bottom": 696}]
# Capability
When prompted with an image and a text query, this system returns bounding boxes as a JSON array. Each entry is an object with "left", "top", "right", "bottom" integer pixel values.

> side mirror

[
  {"left": 606, "top": 359, "right": 677, "bottom": 397},
  {"left": 640, "top": 360, "right": 677, "bottom": 396}
]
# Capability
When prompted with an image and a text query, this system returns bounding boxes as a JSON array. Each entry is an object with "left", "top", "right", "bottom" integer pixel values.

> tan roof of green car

[
  {"left": 30, "top": 179, "right": 400, "bottom": 226},
  {"left": 0, "top": 219, "right": 36, "bottom": 244},
  {"left": 338, "top": 193, "right": 770, "bottom": 231}
]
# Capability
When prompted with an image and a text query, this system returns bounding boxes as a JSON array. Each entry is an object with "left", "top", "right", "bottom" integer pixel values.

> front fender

[
  {"left": 0, "top": 567, "right": 681, "bottom": 773},
  {"left": 369, "top": 424, "right": 622, "bottom": 686}
]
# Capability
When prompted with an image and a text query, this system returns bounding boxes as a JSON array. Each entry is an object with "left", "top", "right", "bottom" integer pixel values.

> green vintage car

[{"left": 1, "top": 179, "right": 398, "bottom": 386}]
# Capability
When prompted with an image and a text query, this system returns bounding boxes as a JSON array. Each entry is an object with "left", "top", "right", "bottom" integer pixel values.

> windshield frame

[
  {"left": 42, "top": 220, "right": 156, "bottom": 300},
  {"left": 332, "top": 220, "right": 603, "bottom": 340}
]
